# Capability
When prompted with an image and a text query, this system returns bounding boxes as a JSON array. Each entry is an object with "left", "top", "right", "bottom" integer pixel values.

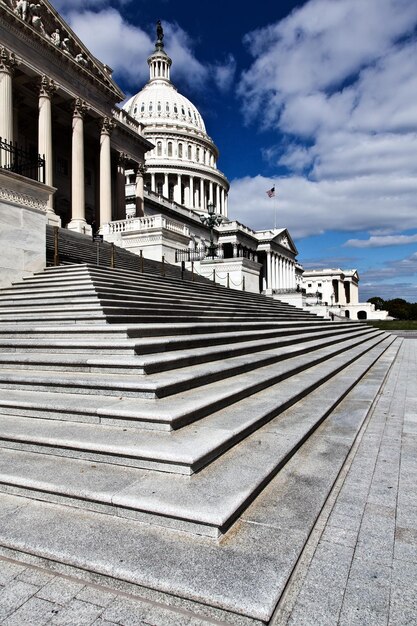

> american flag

[{"left": 266, "top": 186, "right": 275, "bottom": 198}]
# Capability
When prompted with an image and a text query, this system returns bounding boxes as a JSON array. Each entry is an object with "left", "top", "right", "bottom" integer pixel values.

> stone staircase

[
  {"left": 46, "top": 224, "right": 210, "bottom": 283},
  {"left": 0, "top": 263, "right": 400, "bottom": 624}
]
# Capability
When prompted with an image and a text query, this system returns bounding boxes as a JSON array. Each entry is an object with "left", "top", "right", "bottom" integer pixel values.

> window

[
  {"left": 167, "top": 142, "right": 173, "bottom": 157},
  {"left": 174, "top": 104, "right": 178, "bottom": 114},
  {"left": 157, "top": 101, "right": 161, "bottom": 112},
  {"left": 156, "top": 182, "right": 163, "bottom": 195},
  {"left": 166, "top": 102, "right": 170, "bottom": 113},
  {"left": 318, "top": 282, "right": 322, "bottom": 287},
  {"left": 157, "top": 141, "right": 162, "bottom": 156},
  {"left": 140, "top": 103, "right": 145, "bottom": 113},
  {"left": 133, "top": 105, "right": 137, "bottom": 115},
  {"left": 308, "top": 283, "right": 312, "bottom": 288},
  {"left": 196, "top": 147, "right": 200, "bottom": 162},
  {"left": 188, "top": 145, "right": 192, "bottom": 160},
  {"left": 178, "top": 143, "right": 183, "bottom": 158},
  {"left": 181, "top": 106, "right": 185, "bottom": 116}
]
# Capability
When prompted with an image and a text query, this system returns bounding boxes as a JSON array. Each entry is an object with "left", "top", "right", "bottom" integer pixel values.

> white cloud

[
  {"left": 344, "top": 234, "right": 417, "bottom": 248},
  {"left": 228, "top": 173, "right": 417, "bottom": 238},
  {"left": 360, "top": 281, "right": 417, "bottom": 302},
  {"left": 58, "top": 6, "right": 233, "bottom": 94},
  {"left": 63, "top": 8, "right": 153, "bottom": 87},
  {"left": 233, "top": 0, "right": 417, "bottom": 242},
  {"left": 211, "top": 54, "right": 236, "bottom": 93}
]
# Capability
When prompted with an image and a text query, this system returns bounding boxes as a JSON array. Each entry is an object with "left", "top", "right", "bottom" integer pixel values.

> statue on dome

[{"left": 156, "top": 20, "right": 164, "bottom": 43}]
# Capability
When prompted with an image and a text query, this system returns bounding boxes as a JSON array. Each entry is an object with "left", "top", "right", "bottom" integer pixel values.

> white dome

[{"left": 124, "top": 81, "right": 207, "bottom": 134}]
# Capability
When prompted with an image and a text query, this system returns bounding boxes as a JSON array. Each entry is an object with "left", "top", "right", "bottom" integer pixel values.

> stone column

[
  {"left": 67, "top": 98, "right": 88, "bottom": 233},
  {"left": 134, "top": 162, "right": 145, "bottom": 217},
  {"left": 224, "top": 192, "right": 228, "bottom": 217},
  {"left": 189, "top": 175, "right": 194, "bottom": 209},
  {"left": 174, "top": 173, "right": 182, "bottom": 204},
  {"left": 209, "top": 181, "right": 214, "bottom": 204},
  {"left": 163, "top": 173, "right": 168, "bottom": 198},
  {"left": 274, "top": 254, "right": 278, "bottom": 290},
  {"left": 0, "top": 47, "right": 18, "bottom": 166},
  {"left": 233, "top": 243, "right": 238, "bottom": 258},
  {"left": 38, "top": 75, "right": 59, "bottom": 221},
  {"left": 99, "top": 117, "right": 113, "bottom": 227},
  {"left": 266, "top": 250, "right": 272, "bottom": 292},
  {"left": 216, "top": 184, "right": 220, "bottom": 211},
  {"left": 116, "top": 152, "right": 127, "bottom": 221},
  {"left": 151, "top": 172, "right": 156, "bottom": 192},
  {"left": 200, "top": 178, "right": 204, "bottom": 211}
]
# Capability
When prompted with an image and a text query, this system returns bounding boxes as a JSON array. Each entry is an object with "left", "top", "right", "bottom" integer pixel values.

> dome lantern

[{"left": 147, "top": 21, "right": 172, "bottom": 83}]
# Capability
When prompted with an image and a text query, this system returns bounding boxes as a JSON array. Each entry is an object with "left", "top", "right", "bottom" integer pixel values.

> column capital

[
  {"left": 133, "top": 161, "right": 146, "bottom": 176},
  {"left": 118, "top": 151, "right": 129, "bottom": 167},
  {"left": 100, "top": 116, "right": 115, "bottom": 135},
  {"left": 0, "top": 46, "right": 19, "bottom": 74},
  {"left": 39, "top": 75, "right": 57, "bottom": 98},
  {"left": 73, "top": 97, "right": 88, "bottom": 118}
]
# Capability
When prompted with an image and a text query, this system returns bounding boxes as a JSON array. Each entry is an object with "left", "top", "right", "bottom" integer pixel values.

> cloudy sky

[{"left": 53, "top": 0, "right": 417, "bottom": 302}]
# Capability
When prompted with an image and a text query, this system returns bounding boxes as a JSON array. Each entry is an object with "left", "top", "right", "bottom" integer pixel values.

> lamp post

[{"left": 199, "top": 202, "right": 222, "bottom": 259}]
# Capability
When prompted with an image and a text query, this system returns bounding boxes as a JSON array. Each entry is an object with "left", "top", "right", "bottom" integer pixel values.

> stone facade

[
  {"left": 0, "top": 0, "right": 151, "bottom": 234},
  {"left": 0, "top": 169, "right": 53, "bottom": 287}
]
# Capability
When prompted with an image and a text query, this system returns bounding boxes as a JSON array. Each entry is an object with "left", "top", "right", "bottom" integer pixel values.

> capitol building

[
  {"left": 0, "top": 0, "right": 383, "bottom": 318},
  {"left": 123, "top": 27, "right": 229, "bottom": 217}
]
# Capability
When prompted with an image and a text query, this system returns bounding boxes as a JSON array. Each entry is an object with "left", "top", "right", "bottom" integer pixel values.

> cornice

[{"left": 0, "top": 3, "right": 123, "bottom": 102}]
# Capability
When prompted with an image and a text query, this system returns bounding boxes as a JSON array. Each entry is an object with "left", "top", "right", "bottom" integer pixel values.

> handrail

[{"left": 0, "top": 137, "right": 45, "bottom": 183}]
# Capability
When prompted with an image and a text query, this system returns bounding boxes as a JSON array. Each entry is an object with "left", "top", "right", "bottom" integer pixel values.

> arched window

[
  {"left": 140, "top": 103, "right": 145, "bottom": 113},
  {"left": 188, "top": 145, "right": 192, "bottom": 160},
  {"left": 157, "top": 101, "right": 161, "bottom": 112},
  {"left": 149, "top": 102, "right": 153, "bottom": 112},
  {"left": 178, "top": 143, "right": 183, "bottom": 158},
  {"left": 357, "top": 310, "right": 367, "bottom": 320},
  {"left": 196, "top": 147, "right": 200, "bottom": 162},
  {"left": 166, "top": 102, "right": 170, "bottom": 113},
  {"left": 174, "top": 104, "right": 178, "bottom": 114},
  {"left": 181, "top": 106, "right": 185, "bottom": 116},
  {"left": 167, "top": 142, "right": 173, "bottom": 157},
  {"left": 157, "top": 141, "right": 162, "bottom": 156},
  {"left": 133, "top": 105, "right": 137, "bottom": 115}
]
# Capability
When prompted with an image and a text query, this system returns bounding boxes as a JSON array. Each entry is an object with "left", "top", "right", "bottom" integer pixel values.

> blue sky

[{"left": 53, "top": 0, "right": 417, "bottom": 302}]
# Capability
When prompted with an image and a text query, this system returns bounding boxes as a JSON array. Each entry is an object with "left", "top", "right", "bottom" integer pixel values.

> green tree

[
  {"left": 385, "top": 298, "right": 411, "bottom": 320},
  {"left": 367, "top": 297, "right": 386, "bottom": 310}
]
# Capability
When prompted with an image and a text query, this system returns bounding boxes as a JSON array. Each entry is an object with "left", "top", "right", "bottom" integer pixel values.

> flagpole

[{"left": 274, "top": 184, "right": 277, "bottom": 230}]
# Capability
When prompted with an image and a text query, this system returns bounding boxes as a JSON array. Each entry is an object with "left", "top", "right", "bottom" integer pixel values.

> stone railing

[
  {"left": 113, "top": 108, "right": 143, "bottom": 134},
  {"left": 103, "top": 215, "right": 190, "bottom": 236}
]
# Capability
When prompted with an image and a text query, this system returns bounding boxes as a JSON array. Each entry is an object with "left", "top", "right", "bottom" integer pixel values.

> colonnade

[
  {"left": 266, "top": 250, "right": 296, "bottom": 291},
  {"left": 148, "top": 171, "right": 228, "bottom": 215},
  {"left": 0, "top": 47, "right": 144, "bottom": 230}
]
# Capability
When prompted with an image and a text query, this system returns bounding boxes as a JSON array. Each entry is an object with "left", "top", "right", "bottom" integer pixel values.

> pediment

[
  {"left": 1, "top": 0, "right": 124, "bottom": 101},
  {"left": 272, "top": 229, "right": 298, "bottom": 255}
]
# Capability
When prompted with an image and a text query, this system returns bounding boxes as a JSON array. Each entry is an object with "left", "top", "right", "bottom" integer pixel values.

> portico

[{"left": 0, "top": 2, "right": 152, "bottom": 232}]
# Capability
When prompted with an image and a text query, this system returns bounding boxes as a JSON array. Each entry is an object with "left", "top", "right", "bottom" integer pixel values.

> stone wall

[{"left": 0, "top": 171, "right": 54, "bottom": 288}]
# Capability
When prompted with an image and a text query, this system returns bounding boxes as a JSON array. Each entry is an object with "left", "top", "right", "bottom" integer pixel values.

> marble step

[
  {"left": 0, "top": 279, "right": 292, "bottom": 309},
  {"left": 0, "top": 326, "right": 376, "bottom": 368},
  {"left": 26, "top": 265, "right": 310, "bottom": 312},
  {"left": 0, "top": 335, "right": 396, "bottom": 479},
  {"left": 0, "top": 320, "right": 332, "bottom": 340},
  {"left": 0, "top": 338, "right": 399, "bottom": 547},
  {"left": 0, "top": 332, "right": 387, "bottom": 427},
  {"left": 0, "top": 321, "right": 351, "bottom": 353},
  {"left": 0, "top": 335, "right": 398, "bottom": 625}
]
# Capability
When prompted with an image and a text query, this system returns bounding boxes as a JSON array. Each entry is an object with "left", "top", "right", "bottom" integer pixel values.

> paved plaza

[{"left": 0, "top": 337, "right": 416, "bottom": 626}]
